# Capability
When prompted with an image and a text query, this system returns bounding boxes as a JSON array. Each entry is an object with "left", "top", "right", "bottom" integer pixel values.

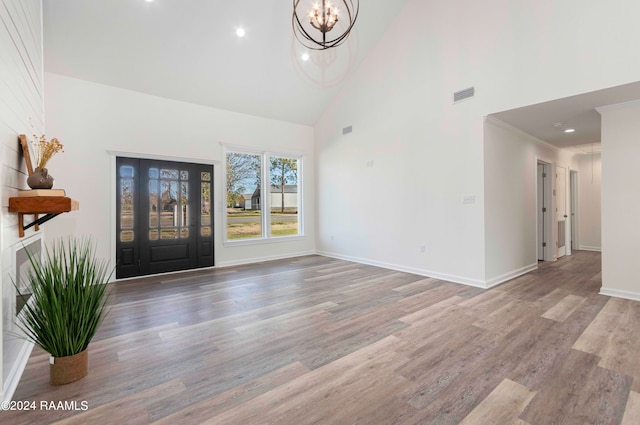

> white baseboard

[
  {"left": 599, "top": 287, "right": 640, "bottom": 302},
  {"left": 3, "top": 340, "right": 34, "bottom": 402},
  {"left": 579, "top": 246, "right": 602, "bottom": 252},
  {"left": 217, "top": 251, "right": 316, "bottom": 268},
  {"left": 316, "top": 251, "right": 487, "bottom": 288},
  {"left": 484, "top": 263, "right": 539, "bottom": 289}
]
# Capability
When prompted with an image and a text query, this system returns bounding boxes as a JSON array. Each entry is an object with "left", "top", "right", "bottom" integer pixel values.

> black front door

[{"left": 116, "top": 157, "right": 213, "bottom": 279}]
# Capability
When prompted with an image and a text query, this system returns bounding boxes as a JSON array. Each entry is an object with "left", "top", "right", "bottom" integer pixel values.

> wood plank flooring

[{"left": 4, "top": 251, "right": 640, "bottom": 424}]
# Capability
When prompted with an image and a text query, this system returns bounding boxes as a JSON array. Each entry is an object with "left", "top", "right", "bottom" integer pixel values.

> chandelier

[{"left": 292, "top": 0, "right": 359, "bottom": 50}]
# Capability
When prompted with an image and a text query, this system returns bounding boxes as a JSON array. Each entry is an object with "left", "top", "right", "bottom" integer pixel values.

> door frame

[
  {"left": 109, "top": 151, "right": 219, "bottom": 281},
  {"left": 536, "top": 159, "right": 553, "bottom": 262}
]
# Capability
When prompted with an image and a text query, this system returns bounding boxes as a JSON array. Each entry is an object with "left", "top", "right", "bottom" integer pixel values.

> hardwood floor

[{"left": 5, "top": 251, "right": 640, "bottom": 424}]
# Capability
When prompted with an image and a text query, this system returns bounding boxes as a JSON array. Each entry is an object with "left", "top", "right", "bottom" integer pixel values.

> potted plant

[
  {"left": 14, "top": 237, "right": 112, "bottom": 385},
  {"left": 26, "top": 134, "right": 64, "bottom": 189}
]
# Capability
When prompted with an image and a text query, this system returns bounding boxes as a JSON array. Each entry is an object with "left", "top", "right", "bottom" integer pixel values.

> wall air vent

[
  {"left": 453, "top": 86, "right": 475, "bottom": 103},
  {"left": 343, "top": 125, "right": 353, "bottom": 135}
]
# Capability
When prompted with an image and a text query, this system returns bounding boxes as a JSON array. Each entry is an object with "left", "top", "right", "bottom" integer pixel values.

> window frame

[{"left": 223, "top": 146, "right": 304, "bottom": 245}]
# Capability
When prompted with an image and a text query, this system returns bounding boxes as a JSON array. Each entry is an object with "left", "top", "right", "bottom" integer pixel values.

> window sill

[{"left": 223, "top": 235, "right": 306, "bottom": 248}]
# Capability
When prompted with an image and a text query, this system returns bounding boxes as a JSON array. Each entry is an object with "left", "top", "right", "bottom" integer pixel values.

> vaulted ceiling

[
  {"left": 44, "top": 1, "right": 640, "bottom": 149},
  {"left": 43, "top": 0, "right": 411, "bottom": 126}
]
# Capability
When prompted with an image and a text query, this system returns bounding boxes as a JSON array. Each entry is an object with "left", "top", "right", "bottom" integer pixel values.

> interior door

[
  {"left": 537, "top": 163, "right": 546, "bottom": 260},
  {"left": 116, "top": 157, "right": 213, "bottom": 278},
  {"left": 556, "top": 165, "right": 567, "bottom": 258}
]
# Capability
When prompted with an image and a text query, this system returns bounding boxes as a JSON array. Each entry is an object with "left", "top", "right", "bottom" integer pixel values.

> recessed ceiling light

[
  {"left": 301, "top": 53, "right": 310, "bottom": 61},
  {"left": 236, "top": 28, "right": 246, "bottom": 38},
  {"left": 564, "top": 128, "right": 576, "bottom": 133},
  {"left": 145, "top": 0, "right": 153, "bottom": 3}
]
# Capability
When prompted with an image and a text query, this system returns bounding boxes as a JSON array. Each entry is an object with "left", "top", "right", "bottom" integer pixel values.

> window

[
  {"left": 225, "top": 149, "right": 302, "bottom": 242},
  {"left": 226, "top": 152, "right": 262, "bottom": 240},
  {"left": 269, "top": 155, "right": 299, "bottom": 237}
]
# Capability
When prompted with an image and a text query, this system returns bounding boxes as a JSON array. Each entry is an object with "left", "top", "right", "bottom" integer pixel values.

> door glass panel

[
  {"left": 160, "top": 181, "right": 178, "bottom": 227},
  {"left": 149, "top": 168, "right": 159, "bottom": 179},
  {"left": 201, "top": 226, "right": 211, "bottom": 237},
  {"left": 180, "top": 228, "right": 189, "bottom": 238},
  {"left": 120, "top": 164, "right": 135, "bottom": 241},
  {"left": 201, "top": 172, "right": 211, "bottom": 181},
  {"left": 201, "top": 182, "right": 211, "bottom": 225},
  {"left": 120, "top": 179, "right": 134, "bottom": 230},
  {"left": 161, "top": 169, "right": 179, "bottom": 179},
  {"left": 149, "top": 229, "right": 159, "bottom": 241},
  {"left": 161, "top": 229, "right": 178, "bottom": 239},
  {"left": 181, "top": 171, "right": 189, "bottom": 181},
  {"left": 120, "top": 166, "right": 134, "bottom": 178},
  {"left": 181, "top": 182, "right": 189, "bottom": 226},
  {"left": 149, "top": 180, "right": 159, "bottom": 228}
]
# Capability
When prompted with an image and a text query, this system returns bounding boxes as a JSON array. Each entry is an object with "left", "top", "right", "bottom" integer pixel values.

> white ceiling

[
  {"left": 43, "top": 0, "right": 411, "bottom": 126},
  {"left": 491, "top": 81, "right": 640, "bottom": 151},
  {"left": 44, "top": 2, "right": 640, "bottom": 144}
]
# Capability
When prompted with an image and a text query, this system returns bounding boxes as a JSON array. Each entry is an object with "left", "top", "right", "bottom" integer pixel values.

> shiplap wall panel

[{"left": 0, "top": 0, "right": 42, "bottom": 401}]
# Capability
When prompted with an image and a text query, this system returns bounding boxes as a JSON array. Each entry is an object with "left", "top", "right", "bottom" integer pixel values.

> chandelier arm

[{"left": 293, "top": 14, "right": 328, "bottom": 49}]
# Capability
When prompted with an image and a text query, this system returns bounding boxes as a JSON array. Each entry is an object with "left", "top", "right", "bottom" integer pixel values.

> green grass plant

[{"left": 15, "top": 238, "right": 112, "bottom": 358}]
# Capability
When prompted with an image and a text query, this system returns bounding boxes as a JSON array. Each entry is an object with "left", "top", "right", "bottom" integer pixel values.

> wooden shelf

[{"left": 9, "top": 196, "right": 79, "bottom": 237}]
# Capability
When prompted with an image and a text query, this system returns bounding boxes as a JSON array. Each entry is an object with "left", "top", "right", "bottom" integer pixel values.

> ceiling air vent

[
  {"left": 343, "top": 125, "right": 353, "bottom": 135},
  {"left": 453, "top": 86, "right": 475, "bottom": 103}
]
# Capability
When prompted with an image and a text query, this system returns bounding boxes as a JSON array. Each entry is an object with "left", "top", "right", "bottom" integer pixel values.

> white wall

[
  {"left": 600, "top": 100, "right": 640, "bottom": 300},
  {"left": 315, "top": 0, "right": 640, "bottom": 286},
  {"left": 483, "top": 118, "right": 578, "bottom": 285},
  {"left": 44, "top": 73, "right": 315, "bottom": 270},
  {"left": 0, "top": 0, "right": 43, "bottom": 401},
  {"left": 576, "top": 153, "right": 601, "bottom": 251}
]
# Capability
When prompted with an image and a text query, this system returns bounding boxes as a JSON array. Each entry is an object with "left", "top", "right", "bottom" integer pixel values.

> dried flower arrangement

[{"left": 31, "top": 135, "right": 64, "bottom": 169}]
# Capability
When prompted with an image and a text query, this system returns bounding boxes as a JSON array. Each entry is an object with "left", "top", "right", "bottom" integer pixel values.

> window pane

[
  {"left": 201, "top": 172, "right": 211, "bottom": 181},
  {"left": 120, "top": 231, "right": 134, "bottom": 242},
  {"left": 181, "top": 171, "right": 189, "bottom": 181},
  {"left": 201, "top": 226, "right": 212, "bottom": 237},
  {"left": 269, "top": 156, "right": 299, "bottom": 237},
  {"left": 226, "top": 152, "right": 262, "bottom": 240}
]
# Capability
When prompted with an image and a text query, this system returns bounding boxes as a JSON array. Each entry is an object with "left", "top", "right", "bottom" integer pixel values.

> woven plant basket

[{"left": 50, "top": 349, "right": 88, "bottom": 385}]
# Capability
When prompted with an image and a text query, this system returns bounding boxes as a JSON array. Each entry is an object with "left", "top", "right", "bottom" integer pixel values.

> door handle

[{"left": 564, "top": 215, "right": 568, "bottom": 218}]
